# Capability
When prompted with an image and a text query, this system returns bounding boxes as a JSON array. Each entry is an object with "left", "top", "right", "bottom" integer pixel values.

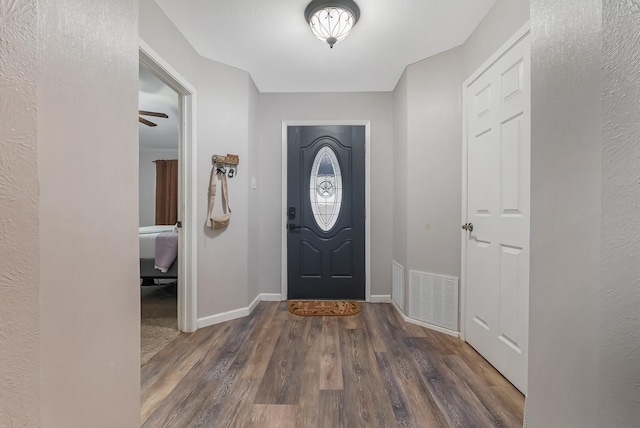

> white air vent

[
  {"left": 392, "top": 261, "right": 404, "bottom": 311},
  {"left": 409, "top": 270, "right": 459, "bottom": 332}
]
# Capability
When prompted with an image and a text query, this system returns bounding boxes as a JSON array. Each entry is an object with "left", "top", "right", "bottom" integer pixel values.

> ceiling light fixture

[{"left": 305, "top": 0, "right": 360, "bottom": 49}]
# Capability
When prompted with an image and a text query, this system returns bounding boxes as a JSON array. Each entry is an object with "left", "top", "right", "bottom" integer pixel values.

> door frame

[
  {"left": 139, "top": 39, "right": 198, "bottom": 333},
  {"left": 281, "top": 121, "right": 371, "bottom": 302},
  {"left": 460, "top": 22, "right": 530, "bottom": 342}
]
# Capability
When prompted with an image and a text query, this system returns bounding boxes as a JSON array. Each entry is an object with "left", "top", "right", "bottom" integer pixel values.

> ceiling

[
  {"left": 154, "top": 0, "right": 498, "bottom": 93},
  {"left": 138, "top": 66, "right": 179, "bottom": 150}
]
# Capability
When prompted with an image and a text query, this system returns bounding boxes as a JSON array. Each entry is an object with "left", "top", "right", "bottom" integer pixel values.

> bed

[{"left": 139, "top": 225, "right": 178, "bottom": 284}]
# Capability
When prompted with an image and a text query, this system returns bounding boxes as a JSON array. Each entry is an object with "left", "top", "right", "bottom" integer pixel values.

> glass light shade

[{"left": 305, "top": 0, "right": 360, "bottom": 48}]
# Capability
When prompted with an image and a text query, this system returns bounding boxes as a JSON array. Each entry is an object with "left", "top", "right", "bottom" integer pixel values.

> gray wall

[
  {"left": 463, "top": 0, "right": 531, "bottom": 75},
  {"left": 140, "top": 0, "right": 260, "bottom": 318},
  {"left": 139, "top": 0, "right": 529, "bottom": 317},
  {"left": 392, "top": 71, "right": 409, "bottom": 276},
  {"left": 393, "top": 0, "right": 530, "bottom": 284},
  {"left": 600, "top": 2, "right": 640, "bottom": 424},
  {"left": 248, "top": 78, "right": 261, "bottom": 300},
  {"left": 258, "top": 92, "right": 394, "bottom": 297},
  {"left": 139, "top": 149, "right": 179, "bottom": 226},
  {"left": 194, "top": 58, "right": 252, "bottom": 316},
  {"left": 38, "top": 0, "right": 141, "bottom": 426},
  {"left": 405, "top": 46, "right": 464, "bottom": 278}
]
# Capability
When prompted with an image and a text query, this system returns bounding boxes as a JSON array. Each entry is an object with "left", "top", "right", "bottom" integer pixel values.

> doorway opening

[
  {"left": 138, "top": 62, "right": 180, "bottom": 364},
  {"left": 139, "top": 41, "right": 198, "bottom": 344}
]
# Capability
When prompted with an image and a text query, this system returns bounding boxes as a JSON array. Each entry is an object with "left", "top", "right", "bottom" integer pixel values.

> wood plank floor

[{"left": 141, "top": 302, "right": 524, "bottom": 427}]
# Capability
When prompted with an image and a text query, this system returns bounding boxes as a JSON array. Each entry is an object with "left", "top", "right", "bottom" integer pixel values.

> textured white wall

[
  {"left": 600, "top": 0, "right": 640, "bottom": 424},
  {"left": 257, "top": 92, "right": 394, "bottom": 297},
  {"left": 0, "top": 1, "right": 40, "bottom": 426},
  {"left": 37, "top": 0, "right": 141, "bottom": 426},
  {"left": 527, "top": 0, "right": 601, "bottom": 426},
  {"left": 139, "top": 149, "right": 179, "bottom": 226}
]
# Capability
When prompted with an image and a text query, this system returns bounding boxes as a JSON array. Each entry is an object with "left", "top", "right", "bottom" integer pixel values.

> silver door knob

[{"left": 462, "top": 223, "right": 474, "bottom": 232}]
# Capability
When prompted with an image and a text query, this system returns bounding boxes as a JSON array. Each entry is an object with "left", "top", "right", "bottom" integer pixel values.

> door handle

[
  {"left": 462, "top": 223, "right": 474, "bottom": 232},
  {"left": 287, "top": 223, "right": 301, "bottom": 231}
]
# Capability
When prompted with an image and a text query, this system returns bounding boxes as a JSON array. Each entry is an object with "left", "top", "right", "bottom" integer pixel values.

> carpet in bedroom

[{"left": 141, "top": 283, "right": 180, "bottom": 366}]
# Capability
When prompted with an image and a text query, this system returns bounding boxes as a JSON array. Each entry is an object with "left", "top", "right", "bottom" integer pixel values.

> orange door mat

[{"left": 288, "top": 300, "right": 360, "bottom": 317}]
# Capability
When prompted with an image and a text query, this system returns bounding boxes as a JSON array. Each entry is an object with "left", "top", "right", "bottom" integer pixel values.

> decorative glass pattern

[{"left": 310, "top": 145, "right": 342, "bottom": 232}]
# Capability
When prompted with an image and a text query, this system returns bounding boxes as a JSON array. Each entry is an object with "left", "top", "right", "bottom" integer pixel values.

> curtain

[{"left": 155, "top": 159, "right": 178, "bottom": 225}]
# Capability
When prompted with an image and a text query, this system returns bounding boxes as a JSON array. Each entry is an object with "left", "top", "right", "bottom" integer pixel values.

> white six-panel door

[{"left": 462, "top": 28, "right": 530, "bottom": 393}]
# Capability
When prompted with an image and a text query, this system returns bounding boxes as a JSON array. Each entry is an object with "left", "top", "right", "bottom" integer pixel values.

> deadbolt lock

[{"left": 462, "top": 223, "right": 474, "bottom": 232}]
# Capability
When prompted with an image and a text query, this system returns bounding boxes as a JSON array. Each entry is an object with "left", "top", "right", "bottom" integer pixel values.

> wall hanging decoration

[
  {"left": 208, "top": 154, "right": 238, "bottom": 230},
  {"left": 212, "top": 153, "right": 239, "bottom": 178}
]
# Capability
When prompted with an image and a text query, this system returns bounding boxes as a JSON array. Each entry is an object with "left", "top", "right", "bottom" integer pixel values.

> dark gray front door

[{"left": 287, "top": 125, "right": 365, "bottom": 300}]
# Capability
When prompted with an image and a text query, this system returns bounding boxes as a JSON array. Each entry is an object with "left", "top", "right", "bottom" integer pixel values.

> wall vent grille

[
  {"left": 409, "top": 270, "right": 459, "bottom": 331},
  {"left": 392, "top": 261, "right": 404, "bottom": 311}
]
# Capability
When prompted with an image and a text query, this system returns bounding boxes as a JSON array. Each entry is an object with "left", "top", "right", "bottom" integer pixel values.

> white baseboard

[
  {"left": 248, "top": 294, "right": 262, "bottom": 314},
  {"left": 197, "top": 293, "right": 283, "bottom": 329},
  {"left": 390, "top": 299, "right": 403, "bottom": 315},
  {"left": 198, "top": 306, "right": 251, "bottom": 329},
  {"left": 197, "top": 292, "right": 459, "bottom": 338},
  {"left": 370, "top": 294, "right": 391, "bottom": 303},
  {"left": 260, "top": 293, "right": 283, "bottom": 301},
  {"left": 390, "top": 299, "right": 460, "bottom": 338}
]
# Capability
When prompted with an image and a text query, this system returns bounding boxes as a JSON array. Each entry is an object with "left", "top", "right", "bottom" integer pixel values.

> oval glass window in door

[{"left": 310, "top": 145, "right": 342, "bottom": 232}]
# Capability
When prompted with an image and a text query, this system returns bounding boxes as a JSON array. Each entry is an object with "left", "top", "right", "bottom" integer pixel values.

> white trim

[
  {"left": 260, "top": 293, "right": 284, "bottom": 301},
  {"left": 280, "top": 120, "right": 372, "bottom": 302},
  {"left": 198, "top": 294, "right": 459, "bottom": 337},
  {"left": 461, "top": 74, "right": 468, "bottom": 341},
  {"left": 406, "top": 317, "right": 460, "bottom": 338},
  {"left": 370, "top": 295, "right": 391, "bottom": 303},
  {"left": 364, "top": 124, "right": 372, "bottom": 302},
  {"left": 281, "top": 122, "right": 287, "bottom": 299},
  {"left": 198, "top": 306, "right": 251, "bottom": 329},
  {"left": 391, "top": 300, "right": 460, "bottom": 338},
  {"left": 139, "top": 39, "right": 198, "bottom": 333},
  {"left": 460, "top": 21, "right": 530, "bottom": 341},
  {"left": 198, "top": 293, "right": 283, "bottom": 329},
  {"left": 247, "top": 294, "right": 262, "bottom": 314}
]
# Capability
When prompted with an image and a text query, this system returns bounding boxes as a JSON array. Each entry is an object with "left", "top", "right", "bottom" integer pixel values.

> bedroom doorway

[
  {"left": 138, "top": 62, "right": 180, "bottom": 364},
  {"left": 139, "top": 42, "right": 198, "bottom": 336}
]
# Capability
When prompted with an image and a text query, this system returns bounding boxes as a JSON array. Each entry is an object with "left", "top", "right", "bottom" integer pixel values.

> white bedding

[
  {"left": 139, "top": 225, "right": 176, "bottom": 235},
  {"left": 139, "top": 225, "right": 177, "bottom": 259}
]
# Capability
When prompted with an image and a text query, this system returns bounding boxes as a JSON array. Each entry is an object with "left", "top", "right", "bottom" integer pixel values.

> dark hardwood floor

[{"left": 141, "top": 302, "right": 524, "bottom": 427}]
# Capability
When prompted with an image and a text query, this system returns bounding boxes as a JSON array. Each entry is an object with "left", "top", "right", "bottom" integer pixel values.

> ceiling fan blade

[
  {"left": 139, "top": 117, "right": 157, "bottom": 127},
  {"left": 139, "top": 110, "right": 169, "bottom": 118}
]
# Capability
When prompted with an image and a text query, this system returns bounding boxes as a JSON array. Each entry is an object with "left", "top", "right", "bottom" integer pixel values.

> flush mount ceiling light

[{"left": 305, "top": 0, "right": 360, "bottom": 49}]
